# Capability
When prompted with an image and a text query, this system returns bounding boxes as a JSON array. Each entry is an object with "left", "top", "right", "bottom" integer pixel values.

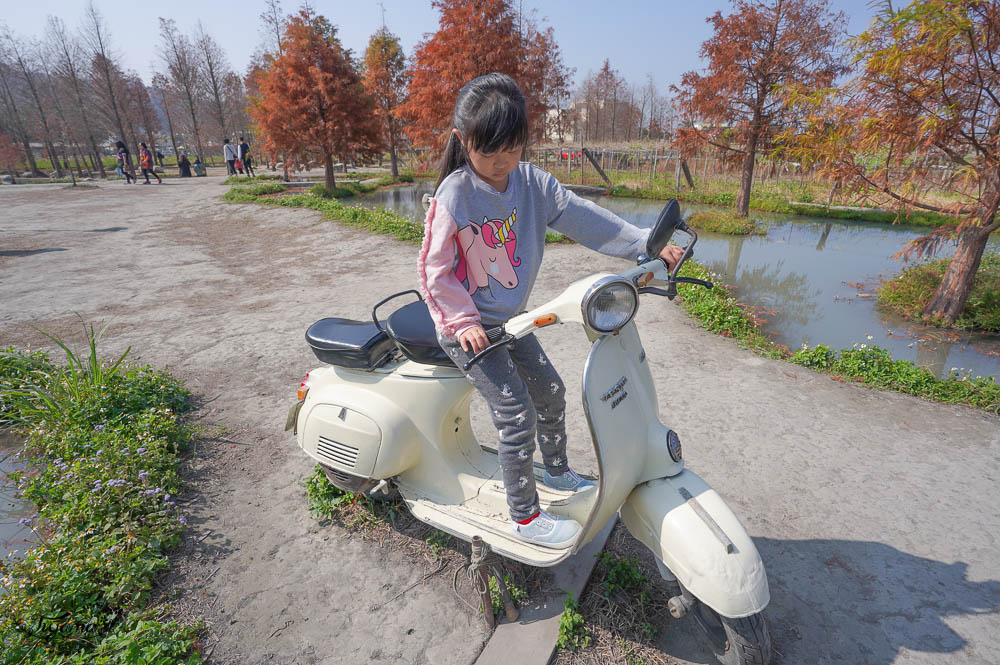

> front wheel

[{"left": 689, "top": 600, "right": 771, "bottom": 665}]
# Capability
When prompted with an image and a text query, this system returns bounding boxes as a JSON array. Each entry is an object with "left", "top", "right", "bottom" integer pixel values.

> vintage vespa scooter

[{"left": 287, "top": 199, "right": 771, "bottom": 665}]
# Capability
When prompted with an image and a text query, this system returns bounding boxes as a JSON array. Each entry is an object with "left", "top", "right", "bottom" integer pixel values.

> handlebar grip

[
  {"left": 462, "top": 333, "right": 514, "bottom": 372},
  {"left": 675, "top": 276, "right": 714, "bottom": 289}
]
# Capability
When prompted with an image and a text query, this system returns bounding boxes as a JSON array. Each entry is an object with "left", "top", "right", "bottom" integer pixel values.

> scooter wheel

[{"left": 690, "top": 601, "right": 771, "bottom": 665}]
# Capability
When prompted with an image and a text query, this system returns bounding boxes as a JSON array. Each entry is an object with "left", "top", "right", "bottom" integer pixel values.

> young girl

[{"left": 418, "top": 73, "right": 682, "bottom": 548}]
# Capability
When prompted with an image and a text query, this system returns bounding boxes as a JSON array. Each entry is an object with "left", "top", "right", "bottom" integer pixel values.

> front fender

[{"left": 619, "top": 469, "right": 769, "bottom": 618}]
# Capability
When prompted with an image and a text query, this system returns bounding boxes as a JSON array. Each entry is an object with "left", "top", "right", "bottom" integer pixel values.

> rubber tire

[{"left": 689, "top": 601, "right": 771, "bottom": 665}]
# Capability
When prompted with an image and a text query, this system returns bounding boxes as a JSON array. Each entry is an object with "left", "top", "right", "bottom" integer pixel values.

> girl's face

[{"left": 455, "top": 130, "right": 522, "bottom": 192}]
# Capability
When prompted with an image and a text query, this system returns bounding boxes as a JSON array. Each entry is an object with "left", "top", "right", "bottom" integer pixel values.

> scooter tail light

[{"left": 297, "top": 372, "right": 311, "bottom": 400}]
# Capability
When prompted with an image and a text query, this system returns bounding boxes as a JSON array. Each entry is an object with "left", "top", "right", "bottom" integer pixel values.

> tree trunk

[
  {"left": 390, "top": 144, "right": 399, "bottom": 179},
  {"left": 922, "top": 181, "right": 999, "bottom": 324},
  {"left": 922, "top": 227, "right": 991, "bottom": 324},
  {"left": 734, "top": 129, "right": 760, "bottom": 217},
  {"left": 324, "top": 153, "right": 336, "bottom": 189}
]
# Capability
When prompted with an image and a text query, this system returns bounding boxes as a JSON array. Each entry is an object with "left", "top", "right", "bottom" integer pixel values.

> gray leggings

[{"left": 439, "top": 333, "right": 568, "bottom": 521}]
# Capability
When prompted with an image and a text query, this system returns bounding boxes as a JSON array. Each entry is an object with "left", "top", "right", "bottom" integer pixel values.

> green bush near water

[
  {"left": 686, "top": 210, "right": 765, "bottom": 235},
  {"left": 0, "top": 328, "right": 201, "bottom": 664},
  {"left": 877, "top": 253, "right": 1000, "bottom": 332}
]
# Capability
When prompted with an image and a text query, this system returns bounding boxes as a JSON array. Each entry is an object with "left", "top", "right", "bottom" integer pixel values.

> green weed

[
  {"left": 686, "top": 210, "right": 765, "bottom": 235},
  {"left": 877, "top": 253, "right": 1000, "bottom": 332},
  {"left": 425, "top": 530, "right": 452, "bottom": 558},
  {"left": 556, "top": 590, "right": 592, "bottom": 652},
  {"left": 598, "top": 553, "right": 645, "bottom": 596},
  {"left": 488, "top": 574, "right": 528, "bottom": 615},
  {"left": 0, "top": 331, "right": 200, "bottom": 663},
  {"left": 221, "top": 174, "right": 282, "bottom": 185}
]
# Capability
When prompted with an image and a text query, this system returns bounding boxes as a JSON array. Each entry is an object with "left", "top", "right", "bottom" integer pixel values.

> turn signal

[
  {"left": 533, "top": 314, "right": 557, "bottom": 328},
  {"left": 297, "top": 372, "right": 310, "bottom": 401}
]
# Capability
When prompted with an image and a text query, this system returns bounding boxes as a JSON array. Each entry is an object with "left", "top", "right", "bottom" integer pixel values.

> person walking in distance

[
  {"left": 115, "top": 140, "right": 135, "bottom": 184},
  {"left": 139, "top": 142, "right": 162, "bottom": 184},
  {"left": 223, "top": 138, "right": 237, "bottom": 175},
  {"left": 238, "top": 136, "right": 255, "bottom": 177}
]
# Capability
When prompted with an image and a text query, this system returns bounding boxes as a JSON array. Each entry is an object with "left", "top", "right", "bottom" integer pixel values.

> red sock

[{"left": 516, "top": 511, "right": 540, "bottom": 525}]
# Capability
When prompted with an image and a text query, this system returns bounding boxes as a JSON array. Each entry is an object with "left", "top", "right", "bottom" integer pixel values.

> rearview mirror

[{"left": 644, "top": 198, "right": 681, "bottom": 261}]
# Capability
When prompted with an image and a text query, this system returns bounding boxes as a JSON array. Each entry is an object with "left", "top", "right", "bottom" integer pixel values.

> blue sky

[{"left": 2, "top": 0, "right": 878, "bottom": 91}]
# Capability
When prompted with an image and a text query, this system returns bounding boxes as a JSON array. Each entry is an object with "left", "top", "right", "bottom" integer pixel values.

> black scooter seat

[
  {"left": 385, "top": 301, "right": 455, "bottom": 368},
  {"left": 305, "top": 318, "right": 396, "bottom": 370}
]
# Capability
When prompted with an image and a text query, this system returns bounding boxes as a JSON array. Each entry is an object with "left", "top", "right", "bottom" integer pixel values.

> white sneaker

[
  {"left": 543, "top": 467, "right": 596, "bottom": 492},
  {"left": 511, "top": 510, "right": 581, "bottom": 549}
]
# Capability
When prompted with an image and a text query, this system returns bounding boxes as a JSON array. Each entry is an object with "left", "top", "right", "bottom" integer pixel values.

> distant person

[
  {"left": 223, "top": 138, "right": 237, "bottom": 175},
  {"left": 178, "top": 152, "right": 192, "bottom": 177},
  {"left": 155, "top": 149, "right": 164, "bottom": 166},
  {"left": 139, "top": 142, "right": 162, "bottom": 184},
  {"left": 193, "top": 157, "right": 207, "bottom": 177},
  {"left": 238, "top": 136, "right": 255, "bottom": 177},
  {"left": 115, "top": 140, "right": 135, "bottom": 184}
]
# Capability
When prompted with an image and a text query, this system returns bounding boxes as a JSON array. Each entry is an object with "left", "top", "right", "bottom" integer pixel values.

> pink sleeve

[{"left": 418, "top": 198, "right": 481, "bottom": 339}]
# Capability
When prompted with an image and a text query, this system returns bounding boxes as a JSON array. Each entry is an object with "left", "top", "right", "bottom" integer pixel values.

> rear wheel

[{"left": 689, "top": 600, "right": 771, "bottom": 665}]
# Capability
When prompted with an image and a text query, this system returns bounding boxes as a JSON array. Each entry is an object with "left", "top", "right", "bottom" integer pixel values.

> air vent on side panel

[{"left": 316, "top": 435, "right": 360, "bottom": 468}]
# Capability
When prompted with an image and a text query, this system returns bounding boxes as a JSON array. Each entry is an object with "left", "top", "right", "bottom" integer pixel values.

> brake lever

[{"left": 462, "top": 333, "right": 515, "bottom": 371}]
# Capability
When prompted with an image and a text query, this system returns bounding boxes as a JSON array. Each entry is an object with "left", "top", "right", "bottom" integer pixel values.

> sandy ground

[{"left": 1, "top": 176, "right": 999, "bottom": 665}]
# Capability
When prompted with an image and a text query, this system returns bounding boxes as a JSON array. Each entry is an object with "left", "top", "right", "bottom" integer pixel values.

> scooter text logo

[{"left": 601, "top": 376, "right": 628, "bottom": 409}]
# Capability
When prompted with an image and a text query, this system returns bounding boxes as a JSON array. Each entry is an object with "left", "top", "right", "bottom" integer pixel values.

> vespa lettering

[{"left": 601, "top": 376, "right": 628, "bottom": 408}]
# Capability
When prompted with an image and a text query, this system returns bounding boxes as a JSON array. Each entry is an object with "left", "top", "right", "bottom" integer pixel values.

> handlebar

[{"left": 461, "top": 327, "right": 512, "bottom": 371}]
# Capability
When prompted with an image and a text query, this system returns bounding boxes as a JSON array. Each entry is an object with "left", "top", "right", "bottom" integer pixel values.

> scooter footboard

[{"left": 620, "top": 470, "right": 769, "bottom": 618}]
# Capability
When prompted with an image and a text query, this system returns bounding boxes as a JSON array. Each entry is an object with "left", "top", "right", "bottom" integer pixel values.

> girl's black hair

[
  {"left": 115, "top": 140, "right": 126, "bottom": 150},
  {"left": 435, "top": 72, "right": 528, "bottom": 193}
]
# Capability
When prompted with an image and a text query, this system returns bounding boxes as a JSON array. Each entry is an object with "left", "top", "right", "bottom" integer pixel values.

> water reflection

[
  {"left": 361, "top": 184, "right": 1000, "bottom": 380},
  {"left": 1, "top": 433, "right": 32, "bottom": 559}
]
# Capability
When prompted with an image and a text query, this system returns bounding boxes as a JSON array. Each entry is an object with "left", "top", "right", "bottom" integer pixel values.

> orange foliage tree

[
  {"left": 248, "top": 8, "right": 380, "bottom": 188},
  {"left": 673, "top": 0, "right": 847, "bottom": 217},
  {"left": 363, "top": 27, "right": 408, "bottom": 180},
  {"left": 399, "top": 0, "right": 566, "bottom": 151},
  {"left": 784, "top": 0, "right": 1000, "bottom": 325}
]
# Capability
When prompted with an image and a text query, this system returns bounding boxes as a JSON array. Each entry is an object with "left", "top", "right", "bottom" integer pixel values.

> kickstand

[{"left": 470, "top": 536, "right": 520, "bottom": 628}]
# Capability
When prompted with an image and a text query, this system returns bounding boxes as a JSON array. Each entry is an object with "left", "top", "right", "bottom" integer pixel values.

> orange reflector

[
  {"left": 534, "top": 314, "right": 557, "bottom": 327},
  {"left": 297, "top": 386, "right": 309, "bottom": 401},
  {"left": 637, "top": 272, "right": 654, "bottom": 287}
]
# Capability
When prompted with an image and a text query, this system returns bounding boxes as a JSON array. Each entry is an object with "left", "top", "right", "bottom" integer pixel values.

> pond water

[
  {"left": 359, "top": 184, "right": 1000, "bottom": 380},
  {"left": 1, "top": 432, "right": 33, "bottom": 559}
]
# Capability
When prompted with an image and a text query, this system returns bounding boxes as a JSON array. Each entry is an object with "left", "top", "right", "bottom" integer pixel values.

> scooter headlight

[{"left": 583, "top": 277, "right": 639, "bottom": 333}]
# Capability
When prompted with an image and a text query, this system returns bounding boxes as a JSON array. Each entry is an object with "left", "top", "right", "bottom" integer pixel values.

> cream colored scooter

[{"left": 287, "top": 199, "right": 771, "bottom": 665}]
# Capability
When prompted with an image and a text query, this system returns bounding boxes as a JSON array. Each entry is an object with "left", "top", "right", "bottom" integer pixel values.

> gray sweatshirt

[{"left": 418, "top": 163, "right": 649, "bottom": 337}]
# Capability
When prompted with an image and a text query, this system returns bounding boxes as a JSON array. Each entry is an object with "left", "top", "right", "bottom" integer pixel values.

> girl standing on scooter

[{"left": 419, "top": 73, "right": 683, "bottom": 548}]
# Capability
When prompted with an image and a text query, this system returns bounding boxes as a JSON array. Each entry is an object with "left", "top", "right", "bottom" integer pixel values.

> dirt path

[{"left": 2, "top": 178, "right": 998, "bottom": 665}]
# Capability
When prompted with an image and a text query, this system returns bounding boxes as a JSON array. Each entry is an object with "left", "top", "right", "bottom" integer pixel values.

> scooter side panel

[
  {"left": 619, "top": 469, "right": 770, "bottom": 618},
  {"left": 578, "top": 323, "right": 669, "bottom": 548}
]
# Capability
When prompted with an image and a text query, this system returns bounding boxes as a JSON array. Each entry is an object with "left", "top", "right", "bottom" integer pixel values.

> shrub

[
  {"left": 308, "top": 183, "right": 355, "bottom": 199},
  {"left": 0, "top": 329, "right": 200, "bottom": 664},
  {"left": 686, "top": 210, "right": 765, "bottom": 235},
  {"left": 877, "top": 253, "right": 1000, "bottom": 332}
]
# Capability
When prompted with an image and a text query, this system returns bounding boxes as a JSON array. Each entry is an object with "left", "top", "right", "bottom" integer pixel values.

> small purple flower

[
  {"left": 138, "top": 471, "right": 148, "bottom": 481},
  {"left": 163, "top": 493, "right": 171, "bottom": 502},
  {"left": 94, "top": 424, "right": 104, "bottom": 432},
  {"left": 136, "top": 447, "right": 147, "bottom": 456},
  {"left": 178, "top": 515, "right": 188, "bottom": 525},
  {"left": 18, "top": 517, "right": 32, "bottom": 525}
]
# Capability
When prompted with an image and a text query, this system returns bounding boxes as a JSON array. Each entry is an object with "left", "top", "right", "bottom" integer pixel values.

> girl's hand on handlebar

[
  {"left": 459, "top": 325, "right": 490, "bottom": 354},
  {"left": 659, "top": 244, "right": 685, "bottom": 270}
]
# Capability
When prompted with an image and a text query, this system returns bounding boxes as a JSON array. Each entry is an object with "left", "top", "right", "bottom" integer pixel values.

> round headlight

[
  {"left": 666, "top": 429, "right": 682, "bottom": 462},
  {"left": 583, "top": 278, "right": 638, "bottom": 333}
]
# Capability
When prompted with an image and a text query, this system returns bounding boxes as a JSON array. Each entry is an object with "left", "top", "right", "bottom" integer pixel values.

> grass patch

[
  {"left": 877, "top": 253, "right": 1000, "bottom": 332},
  {"left": 686, "top": 210, "right": 765, "bottom": 235},
  {"left": 601, "top": 179, "right": 962, "bottom": 227},
  {"left": 304, "top": 465, "right": 403, "bottom": 532},
  {"left": 790, "top": 343, "right": 1000, "bottom": 411},
  {"left": 0, "top": 325, "right": 202, "bottom": 664},
  {"left": 221, "top": 174, "right": 282, "bottom": 185},
  {"left": 557, "top": 591, "right": 592, "bottom": 652}
]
